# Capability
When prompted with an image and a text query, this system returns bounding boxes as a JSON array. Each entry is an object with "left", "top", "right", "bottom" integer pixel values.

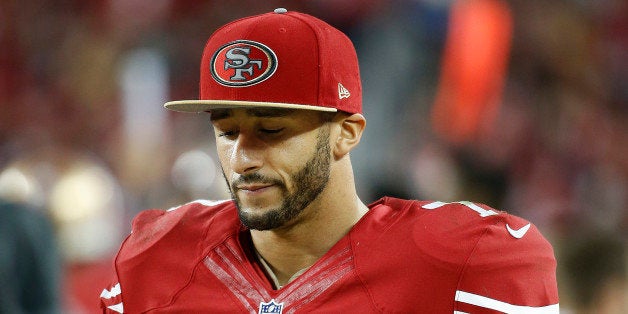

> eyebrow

[{"left": 210, "top": 108, "right": 296, "bottom": 121}]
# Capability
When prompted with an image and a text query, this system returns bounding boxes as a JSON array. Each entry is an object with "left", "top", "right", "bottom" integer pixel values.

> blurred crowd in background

[{"left": 0, "top": 0, "right": 626, "bottom": 313}]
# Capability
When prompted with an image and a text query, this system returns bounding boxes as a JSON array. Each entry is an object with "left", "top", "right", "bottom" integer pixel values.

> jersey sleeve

[
  {"left": 454, "top": 212, "right": 559, "bottom": 313},
  {"left": 98, "top": 208, "right": 165, "bottom": 314},
  {"left": 97, "top": 200, "right": 235, "bottom": 313}
]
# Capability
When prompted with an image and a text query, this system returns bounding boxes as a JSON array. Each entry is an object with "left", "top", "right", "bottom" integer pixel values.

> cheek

[
  {"left": 274, "top": 149, "right": 299, "bottom": 174},
  {"left": 275, "top": 142, "right": 315, "bottom": 180},
  {"left": 215, "top": 142, "right": 233, "bottom": 171}
]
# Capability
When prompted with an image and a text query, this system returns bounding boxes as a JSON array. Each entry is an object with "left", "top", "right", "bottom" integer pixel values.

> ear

[{"left": 333, "top": 113, "right": 366, "bottom": 158}]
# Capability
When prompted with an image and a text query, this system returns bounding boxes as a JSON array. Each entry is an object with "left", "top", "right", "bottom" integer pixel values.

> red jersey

[{"left": 100, "top": 197, "right": 559, "bottom": 313}]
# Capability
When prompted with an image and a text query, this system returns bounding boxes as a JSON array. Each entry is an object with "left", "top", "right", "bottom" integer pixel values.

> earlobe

[{"left": 334, "top": 113, "right": 366, "bottom": 158}]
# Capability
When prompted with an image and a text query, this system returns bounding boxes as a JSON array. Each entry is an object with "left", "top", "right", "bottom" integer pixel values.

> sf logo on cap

[{"left": 211, "top": 40, "right": 278, "bottom": 87}]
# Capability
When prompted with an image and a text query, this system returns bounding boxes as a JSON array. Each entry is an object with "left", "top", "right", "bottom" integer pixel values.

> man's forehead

[{"left": 209, "top": 108, "right": 298, "bottom": 121}]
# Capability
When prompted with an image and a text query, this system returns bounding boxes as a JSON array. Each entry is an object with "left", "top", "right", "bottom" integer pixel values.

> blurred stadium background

[{"left": 0, "top": 0, "right": 625, "bottom": 313}]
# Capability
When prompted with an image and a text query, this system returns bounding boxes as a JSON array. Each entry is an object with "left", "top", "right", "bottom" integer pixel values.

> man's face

[{"left": 211, "top": 108, "right": 333, "bottom": 230}]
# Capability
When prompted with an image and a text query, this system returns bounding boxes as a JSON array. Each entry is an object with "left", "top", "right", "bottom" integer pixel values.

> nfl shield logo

[{"left": 258, "top": 299, "right": 284, "bottom": 314}]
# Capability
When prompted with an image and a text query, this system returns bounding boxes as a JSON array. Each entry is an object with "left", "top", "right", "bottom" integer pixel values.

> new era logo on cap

[
  {"left": 164, "top": 8, "right": 362, "bottom": 114},
  {"left": 338, "top": 83, "right": 350, "bottom": 99},
  {"left": 211, "top": 40, "right": 278, "bottom": 87}
]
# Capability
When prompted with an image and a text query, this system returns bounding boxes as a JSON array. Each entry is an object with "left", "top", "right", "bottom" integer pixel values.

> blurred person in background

[
  {"left": 0, "top": 198, "right": 61, "bottom": 314},
  {"left": 562, "top": 232, "right": 627, "bottom": 314},
  {"left": 100, "top": 8, "right": 558, "bottom": 313}
]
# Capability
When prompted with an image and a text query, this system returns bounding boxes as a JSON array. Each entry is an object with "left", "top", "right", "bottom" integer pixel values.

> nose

[{"left": 229, "top": 132, "right": 264, "bottom": 174}]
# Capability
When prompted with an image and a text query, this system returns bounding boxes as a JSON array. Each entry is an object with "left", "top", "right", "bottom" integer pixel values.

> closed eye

[
  {"left": 218, "top": 130, "right": 238, "bottom": 138},
  {"left": 260, "top": 128, "right": 284, "bottom": 134}
]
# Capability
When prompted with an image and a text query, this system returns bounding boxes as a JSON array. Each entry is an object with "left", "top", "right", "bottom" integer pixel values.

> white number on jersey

[{"left": 421, "top": 201, "right": 499, "bottom": 217}]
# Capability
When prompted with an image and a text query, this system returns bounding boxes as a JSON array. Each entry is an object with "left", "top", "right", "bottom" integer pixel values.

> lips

[
  {"left": 236, "top": 183, "right": 273, "bottom": 192},
  {"left": 231, "top": 173, "right": 284, "bottom": 195}
]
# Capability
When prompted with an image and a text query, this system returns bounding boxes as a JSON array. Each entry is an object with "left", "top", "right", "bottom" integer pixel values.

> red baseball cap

[{"left": 164, "top": 8, "right": 362, "bottom": 114}]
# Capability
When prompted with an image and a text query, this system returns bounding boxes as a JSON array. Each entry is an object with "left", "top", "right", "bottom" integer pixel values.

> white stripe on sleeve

[
  {"left": 100, "top": 283, "right": 121, "bottom": 299},
  {"left": 455, "top": 290, "right": 559, "bottom": 314},
  {"left": 107, "top": 302, "right": 124, "bottom": 313}
]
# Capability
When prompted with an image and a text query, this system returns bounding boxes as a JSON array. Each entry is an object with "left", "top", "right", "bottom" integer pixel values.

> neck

[{"left": 250, "top": 162, "right": 367, "bottom": 287}]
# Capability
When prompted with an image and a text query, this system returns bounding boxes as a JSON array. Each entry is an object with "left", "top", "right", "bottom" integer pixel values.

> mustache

[{"left": 230, "top": 172, "right": 284, "bottom": 191}]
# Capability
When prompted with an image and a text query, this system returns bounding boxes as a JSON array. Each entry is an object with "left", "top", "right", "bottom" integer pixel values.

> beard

[{"left": 225, "top": 126, "right": 331, "bottom": 230}]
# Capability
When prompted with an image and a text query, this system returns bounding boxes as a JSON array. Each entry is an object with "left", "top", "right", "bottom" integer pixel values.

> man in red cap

[{"left": 100, "top": 8, "right": 559, "bottom": 313}]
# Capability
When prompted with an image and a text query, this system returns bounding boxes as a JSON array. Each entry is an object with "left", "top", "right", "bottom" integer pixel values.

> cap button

[{"left": 274, "top": 8, "right": 287, "bottom": 14}]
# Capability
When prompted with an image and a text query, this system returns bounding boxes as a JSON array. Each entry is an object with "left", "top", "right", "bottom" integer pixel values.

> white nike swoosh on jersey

[{"left": 506, "top": 223, "right": 531, "bottom": 239}]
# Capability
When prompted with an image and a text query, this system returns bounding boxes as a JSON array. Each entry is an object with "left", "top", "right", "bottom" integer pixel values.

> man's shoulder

[
  {"left": 120, "top": 199, "right": 239, "bottom": 260},
  {"left": 379, "top": 197, "right": 535, "bottom": 232},
  {"left": 414, "top": 200, "right": 551, "bottom": 247},
  {"left": 131, "top": 199, "right": 236, "bottom": 231},
  {"left": 370, "top": 197, "right": 554, "bottom": 259},
  {"left": 108, "top": 199, "right": 240, "bottom": 312},
  {"left": 356, "top": 198, "right": 558, "bottom": 311}
]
